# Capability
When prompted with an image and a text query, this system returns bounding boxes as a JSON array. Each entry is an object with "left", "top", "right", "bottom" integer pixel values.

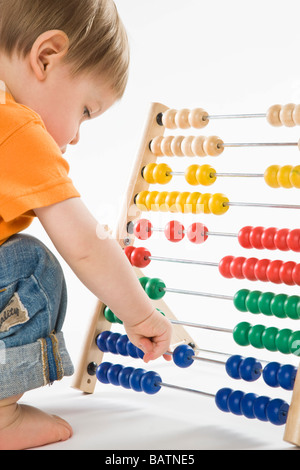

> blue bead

[
  {"left": 116, "top": 335, "right": 129, "bottom": 356},
  {"left": 106, "top": 332, "right": 122, "bottom": 354},
  {"left": 119, "top": 366, "right": 135, "bottom": 389},
  {"left": 107, "top": 363, "right": 123, "bottom": 386},
  {"left": 241, "top": 393, "right": 257, "bottom": 419},
  {"left": 239, "top": 357, "right": 262, "bottom": 382},
  {"left": 225, "top": 355, "right": 243, "bottom": 379},
  {"left": 266, "top": 398, "right": 289, "bottom": 426},
  {"left": 96, "top": 362, "right": 112, "bottom": 384},
  {"left": 127, "top": 341, "right": 139, "bottom": 358},
  {"left": 253, "top": 395, "right": 270, "bottom": 422},
  {"left": 215, "top": 388, "right": 232, "bottom": 413},
  {"left": 173, "top": 345, "right": 194, "bottom": 368},
  {"left": 228, "top": 390, "right": 244, "bottom": 416},
  {"left": 263, "top": 362, "right": 280, "bottom": 387},
  {"left": 129, "top": 368, "right": 146, "bottom": 392},
  {"left": 96, "top": 331, "right": 111, "bottom": 352},
  {"left": 136, "top": 347, "right": 145, "bottom": 359},
  {"left": 140, "top": 371, "right": 162, "bottom": 394},
  {"left": 277, "top": 364, "right": 297, "bottom": 390}
]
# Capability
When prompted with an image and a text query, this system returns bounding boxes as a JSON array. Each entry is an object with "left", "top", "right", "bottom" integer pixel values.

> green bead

[
  {"left": 233, "top": 322, "right": 251, "bottom": 346},
  {"left": 139, "top": 276, "right": 150, "bottom": 290},
  {"left": 248, "top": 324, "right": 265, "bottom": 349},
  {"left": 284, "top": 296, "right": 300, "bottom": 320},
  {"left": 257, "top": 292, "right": 274, "bottom": 316},
  {"left": 270, "top": 294, "right": 288, "bottom": 318},
  {"left": 233, "top": 289, "right": 250, "bottom": 312},
  {"left": 245, "top": 290, "right": 262, "bottom": 314},
  {"left": 145, "top": 278, "right": 166, "bottom": 300},
  {"left": 262, "top": 327, "right": 279, "bottom": 352},
  {"left": 275, "top": 328, "right": 292, "bottom": 354},
  {"left": 104, "top": 306, "right": 117, "bottom": 323},
  {"left": 288, "top": 331, "right": 300, "bottom": 356}
]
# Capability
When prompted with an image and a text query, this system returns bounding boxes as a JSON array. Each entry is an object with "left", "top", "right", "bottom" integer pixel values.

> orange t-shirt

[{"left": 0, "top": 91, "right": 80, "bottom": 245}]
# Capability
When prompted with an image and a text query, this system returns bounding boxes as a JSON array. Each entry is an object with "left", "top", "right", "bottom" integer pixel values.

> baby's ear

[{"left": 29, "top": 30, "right": 69, "bottom": 80}]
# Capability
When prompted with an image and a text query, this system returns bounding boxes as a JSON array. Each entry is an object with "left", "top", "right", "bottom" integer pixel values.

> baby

[{"left": 0, "top": 0, "right": 172, "bottom": 450}]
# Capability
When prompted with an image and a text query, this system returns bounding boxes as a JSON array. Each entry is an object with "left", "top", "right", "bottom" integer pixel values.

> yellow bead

[
  {"left": 203, "top": 136, "right": 224, "bottom": 156},
  {"left": 142, "top": 163, "right": 157, "bottom": 184},
  {"left": 185, "top": 165, "right": 200, "bottom": 185},
  {"left": 145, "top": 191, "right": 159, "bottom": 211},
  {"left": 175, "top": 192, "right": 191, "bottom": 213},
  {"left": 153, "top": 163, "right": 172, "bottom": 184},
  {"left": 165, "top": 191, "right": 180, "bottom": 212},
  {"left": 196, "top": 164, "right": 216, "bottom": 186},
  {"left": 185, "top": 192, "right": 201, "bottom": 214},
  {"left": 264, "top": 165, "right": 280, "bottom": 188},
  {"left": 290, "top": 165, "right": 300, "bottom": 188},
  {"left": 198, "top": 193, "right": 212, "bottom": 214},
  {"left": 155, "top": 191, "right": 169, "bottom": 212},
  {"left": 135, "top": 191, "right": 150, "bottom": 210},
  {"left": 208, "top": 193, "right": 229, "bottom": 215},
  {"left": 277, "top": 165, "right": 293, "bottom": 188}
]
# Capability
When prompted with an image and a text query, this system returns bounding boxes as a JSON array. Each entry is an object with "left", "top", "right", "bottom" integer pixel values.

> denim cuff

[{"left": 0, "top": 331, "right": 74, "bottom": 400}]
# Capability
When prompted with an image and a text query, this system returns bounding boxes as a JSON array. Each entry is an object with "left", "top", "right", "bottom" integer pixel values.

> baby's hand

[{"left": 124, "top": 309, "right": 173, "bottom": 363}]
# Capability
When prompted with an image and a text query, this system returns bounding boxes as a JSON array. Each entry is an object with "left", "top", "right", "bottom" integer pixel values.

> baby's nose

[{"left": 70, "top": 130, "right": 80, "bottom": 146}]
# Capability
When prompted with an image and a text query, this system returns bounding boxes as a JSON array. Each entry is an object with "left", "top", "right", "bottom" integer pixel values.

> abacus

[{"left": 73, "top": 102, "right": 300, "bottom": 447}]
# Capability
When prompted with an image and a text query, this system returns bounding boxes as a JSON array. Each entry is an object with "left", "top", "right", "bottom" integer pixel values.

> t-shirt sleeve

[{"left": 0, "top": 120, "right": 80, "bottom": 222}]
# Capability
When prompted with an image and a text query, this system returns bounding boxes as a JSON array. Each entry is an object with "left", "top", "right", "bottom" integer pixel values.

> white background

[{"left": 24, "top": 0, "right": 300, "bottom": 450}]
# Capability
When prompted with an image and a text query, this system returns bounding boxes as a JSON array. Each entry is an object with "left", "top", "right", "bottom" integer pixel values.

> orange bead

[
  {"left": 208, "top": 193, "right": 229, "bottom": 215},
  {"left": 196, "top": 164, "right": 216, "bottom": 186},
  {"left": 203, "top": 136, "right": 224, "bottom": 156},
  {"left": 264, "top": 165, "right": 280, "bottom": 188}
]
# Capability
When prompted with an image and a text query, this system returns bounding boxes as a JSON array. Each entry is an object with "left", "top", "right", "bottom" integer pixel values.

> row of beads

[
  {"left": 150, "top": 135, "right": 224, "bottom": 157},
  {"left": 215, "top": 388, "right": 288, "bottom": 425},
  {"left": 238, "top": 226, "right": 300, "bottom": 252},
  {"left": 264, "top": 165, "right": 300, "bottom": 188},
  {"left": 132, "top": 219, "right": 207, "bottom": 244},
  {"left": 97, "top": 361, "right": 162, "bottom": 395},
  {"left": 220, "top": 255, "right": 300, "bottom": 286},
  {"left": 135, "top": 191, "right": 229, "bottom": 215},
  {"left": 233, "top": 321, "right": 300, "bottom": 355},
  {"left": 161, "top": 104, "right": 300, "bottom": 129},
  {"left": 96, "top": 331, "right": 143, "bottom": 358},
  {"left": 234, "top": 289, "right": 300, "bottom": 319}
]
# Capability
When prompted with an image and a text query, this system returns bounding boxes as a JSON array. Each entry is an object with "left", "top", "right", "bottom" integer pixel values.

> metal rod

[
  {"left": 225, "top": 201, "right": 300, "bottom": 210},
  {"left": 213, "top": 172, "right": 264, "bottom": 178},
  {"left": 170, "top": 319, "right": 233, "bottom": 333},
  {"left": 206, "top": 231, "right": 237, "bottom": 238},
  {"left": 158, "top": 381, "right": 215, "bottom": 398},
  {"left": 206, "top": 113, "right": 266, "bottom": 120},
  {"left": 149, "top": 255, "right": 219, "bottom": 267},
  {"left": 164, "top": 287, "right": 233, "bottom": 301},
  {"left": 221, "top": 142, "right": 297, "bottom": 148}
]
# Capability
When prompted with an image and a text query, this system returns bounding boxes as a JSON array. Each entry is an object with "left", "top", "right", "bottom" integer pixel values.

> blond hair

[{"left": 0, "top": 0, "right": 129, "bottom": 99}]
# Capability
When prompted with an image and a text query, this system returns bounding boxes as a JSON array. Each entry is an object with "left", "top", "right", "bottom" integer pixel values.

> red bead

[
  {"left": 134, "top": 219, "right": 153, "bottom": 240},
  {"left": 279, "top": 261, "right": 296, "bottom": 285},
  {"left": 219, "top": 256, "right": 235, "bottom": 278},
  {"left": 238, "top": 226, "right": 252, "bottom": 249},
  {"left": 124, "top": 246, "right": 135, "bottom": 263},
  {"left": 287, "top": 229, "right": 300, "bottom": 252},
  {"left": 254, "top": 259, "right": 271, "bottom": 282},
  {"left": 187, "top": 223, "right": 208, "bottom": 244},
  {"left": 130, "top": 247, "right": 151, "bottom": 268},
  {"left": 261, "top": 227, "right": 277, "bottom": 250},
  {"left": 274, "top": 228, "right": 289, "bottom": 251},
  {"left": 249, "top": 226, "right": 264, "bottom": 249},
  {"left": 229, "top": 256, "right": 246, "bottom": 279},
  {"left": 164, "top": 220, "right": 185, "bottom": 242},
  {"left": 242, "top": 257, "right": 259, "bottom": 281},
  {"left": 292, "top": 264, "right": 300, "bottom": 285},
  {"left": 266, "top": 260, "right": 283, "bottom": 284}
]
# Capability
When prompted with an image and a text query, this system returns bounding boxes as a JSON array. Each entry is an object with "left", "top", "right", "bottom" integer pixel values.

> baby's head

[{"left": 0, "top": 0, "right": 130, "bottom": 151}]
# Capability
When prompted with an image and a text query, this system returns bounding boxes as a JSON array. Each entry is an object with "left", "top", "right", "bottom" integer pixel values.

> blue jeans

[{"left": 0, "top": 234, "right": 74, "bottom": 399}]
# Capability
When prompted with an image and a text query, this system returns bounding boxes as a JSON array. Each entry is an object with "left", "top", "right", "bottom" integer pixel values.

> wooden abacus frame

[
  {"left": 72, "top": 101, "right": 300, "bottom": 448},
  {"left": 72, "top": 102, "right": 197, "bottom": 395}
]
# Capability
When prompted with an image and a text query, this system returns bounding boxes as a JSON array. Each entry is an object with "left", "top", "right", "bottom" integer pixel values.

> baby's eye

[{"left": 83, "top": 107, "right": 91, "bottom": 118}]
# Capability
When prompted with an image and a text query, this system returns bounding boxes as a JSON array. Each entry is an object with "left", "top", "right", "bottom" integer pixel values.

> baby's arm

[{"left": 34, "top": 197, "right": 172, "bottom": 362}]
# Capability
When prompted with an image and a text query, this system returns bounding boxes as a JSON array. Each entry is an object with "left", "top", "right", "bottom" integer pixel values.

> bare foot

[{"left": 0, "top": 394, "right": 73, "bottom": 450}]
